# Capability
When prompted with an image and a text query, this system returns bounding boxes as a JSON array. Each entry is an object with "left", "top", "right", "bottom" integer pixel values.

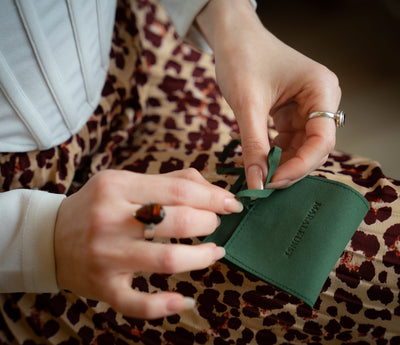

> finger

[
  {"left": 270, "top": 67, "right": 340, "bottom": 187},
  {"left": 271, "top": 118, "right": 335, "bottom": 185},
  {"left": 127, "top": 205, "right": 220, "bottom": 239},
  {"left": 124, "top": 173, "right": 243, "bottom": 215},
  {"left": 161, "top": 168, "right": 223, "bottom": 191},
  {"left": 94, "top": 203, "right": 220, "bottom": 242},
  {"left": 236, "top": 105, "right": 271, "bottom": 190},
  {"left": 109, "top": 281, "right": 196, "bottom": 319},
  {"left": 142, "top": 206, "right": 220, "bottom": 239},
  {"left": 119, "top": 241, "right": 225, "bottom": 274}
]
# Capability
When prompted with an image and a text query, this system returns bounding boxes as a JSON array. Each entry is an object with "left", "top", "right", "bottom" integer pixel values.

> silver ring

[
  {"left": 144, "top": 224, "right": 156, "bottom": 241},
  {"left": 307, "top": 110, "right": 345, "bottom": 128}
]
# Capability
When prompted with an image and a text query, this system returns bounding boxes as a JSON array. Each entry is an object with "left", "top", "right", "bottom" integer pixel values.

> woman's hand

[
  {"left": 197, "top": 0, "right": 341, "bottom": 189},
  {"left": 54, "top": 169, "right": 243, "bottom": 319}
]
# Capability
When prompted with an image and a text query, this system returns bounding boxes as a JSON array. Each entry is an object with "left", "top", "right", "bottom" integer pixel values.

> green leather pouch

[{"left": 204, "top": 142, "right": 369, "bottom": 306}]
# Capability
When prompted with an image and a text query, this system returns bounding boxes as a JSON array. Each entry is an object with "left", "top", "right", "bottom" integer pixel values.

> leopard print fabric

[{"left": 0, "top": 0, "right": 399, "bottom": 344}]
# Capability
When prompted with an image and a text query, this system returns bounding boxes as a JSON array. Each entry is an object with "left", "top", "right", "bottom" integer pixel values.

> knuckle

[
  {"left": 313, "top": 66, "right": 341, "bottom": 99},
  {"left": 324, "top": 69, "right": 340, "bottom": 88},
  {"left": 139, "top": 299, "right": 156, "bottom": 319},
  {"left": 241, "top": 138, "right": 266, "bottom": 156},
  {"left": 168, "top": 180, "right": 189, "bottom": 204},
  {"left": 91, "top": 169, "right": 113, "bottom": 185},
  {"left": 158, "top": 246, "right": 180, "bottom": 273},
  {"left": 85, "top": 240, "right": 105, "bottom": 267},
  {"left": 313, "top": 65, "right": 339, "bottom": 86},
  {"left": 230, "top": 85, "right": 257, "bottom": 113},
  {"left": 311, "top": 131, "right": 335, "bottom": 156},
  {"left": 174, "top": 210, "right": 192, "bottom": 238},
  {"left": 182, "top": 167, "right": 201, "bottom": 181},
  {"left": 90, "top": 170, "right": 126, "bottom": 198},
  {"left": 322, "top": 65, "right": 336, "bottom": 77}
]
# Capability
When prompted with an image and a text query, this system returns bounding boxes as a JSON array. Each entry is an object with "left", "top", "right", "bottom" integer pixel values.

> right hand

[
  {"left": 54, "top": 168, "right": 243, "bottom": 319},
  {"left": 197, "top": 0, "right": 340, "bottom": 190}
]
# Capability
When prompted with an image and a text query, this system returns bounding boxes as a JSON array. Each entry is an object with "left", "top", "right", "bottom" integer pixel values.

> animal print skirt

[{"left": 0, "top": 0, "right": 399, "bottom": 344}]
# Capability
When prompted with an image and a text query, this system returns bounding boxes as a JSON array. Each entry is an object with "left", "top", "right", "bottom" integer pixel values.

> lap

[{"left": 0, "top": 0, "right": 399, "bottom": 344}]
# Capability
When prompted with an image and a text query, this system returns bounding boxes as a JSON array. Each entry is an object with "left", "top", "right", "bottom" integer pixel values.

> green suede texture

[{"left": 205, "top": 144, "right": 369, "bottom": 306}]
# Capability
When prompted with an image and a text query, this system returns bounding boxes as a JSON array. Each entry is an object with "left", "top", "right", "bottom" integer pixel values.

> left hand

[
  {"left": 55, "top": 169, "right": 242, "bottom": 319},
  {"left": 197, "top": 0, "right": 341, "bottom": 189}
]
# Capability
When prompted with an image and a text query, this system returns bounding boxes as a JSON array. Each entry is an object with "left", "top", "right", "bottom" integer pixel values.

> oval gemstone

[{"left": 134, "top": 203, "right": 165, "bottom": 224}]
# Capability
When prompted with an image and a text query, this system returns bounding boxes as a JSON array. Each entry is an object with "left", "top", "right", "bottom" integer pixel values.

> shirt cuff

[{"left": 23, "top": 190, "right": 65, "bottom": 292}]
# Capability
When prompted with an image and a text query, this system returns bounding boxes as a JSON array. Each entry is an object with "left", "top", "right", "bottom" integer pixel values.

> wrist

[{"left": 196, "top": 0, "right": 261, "bottom": 51}]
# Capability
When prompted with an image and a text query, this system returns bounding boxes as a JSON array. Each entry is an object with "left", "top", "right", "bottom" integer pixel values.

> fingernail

[
  {"left": 167, "top": 296, "right": 196, "bottom": 313},
  {"left": 183, "top": 297, "right": 196, "bottom": 310},
  {"left": 247, "top": 165, "right": 264, "bottom": 190},
  {"left": 229, "top": 131, "right": 240, "bottom": 140},
  {"left": 214, "top": 246, "right": 226, "bottom": 261},
  {"left": 224, "top": 198, "right": 244, "bottom": 213},
  {"left": 266, "top": 179, "right": 291, "bottom": 189}
]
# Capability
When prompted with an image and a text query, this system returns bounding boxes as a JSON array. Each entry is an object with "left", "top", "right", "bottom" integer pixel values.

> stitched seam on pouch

[
  {"left": 306, "top": 176, "right": 370, "bottom": 208},
  {"left": 225, "top": 253, "right": 314, "bottom": 306}
]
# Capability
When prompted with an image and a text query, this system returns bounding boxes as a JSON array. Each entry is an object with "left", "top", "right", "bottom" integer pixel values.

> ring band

[
  {"left": 307, "top": 110, "right": 345, "bottom": 128},
  {"left": 144, "top": 224, "right": 156, "bottom": 241}
]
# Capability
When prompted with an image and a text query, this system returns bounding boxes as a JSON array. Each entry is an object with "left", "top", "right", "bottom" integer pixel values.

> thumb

[{"left": 238, "top": 111, "right": 271, "bottom": 190}]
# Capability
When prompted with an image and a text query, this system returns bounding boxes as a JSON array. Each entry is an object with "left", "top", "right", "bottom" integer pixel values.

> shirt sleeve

[
  {"left": 0, "top": 189, "right": 65, "bottom": 292},
  {"left": 159, "top": 0, "right": 257, "bottom": 53}
]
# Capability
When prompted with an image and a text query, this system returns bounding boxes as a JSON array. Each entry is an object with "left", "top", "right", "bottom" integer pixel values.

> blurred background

[{"left": 256, "top": 0, "right": 400, "bottom": 179}]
